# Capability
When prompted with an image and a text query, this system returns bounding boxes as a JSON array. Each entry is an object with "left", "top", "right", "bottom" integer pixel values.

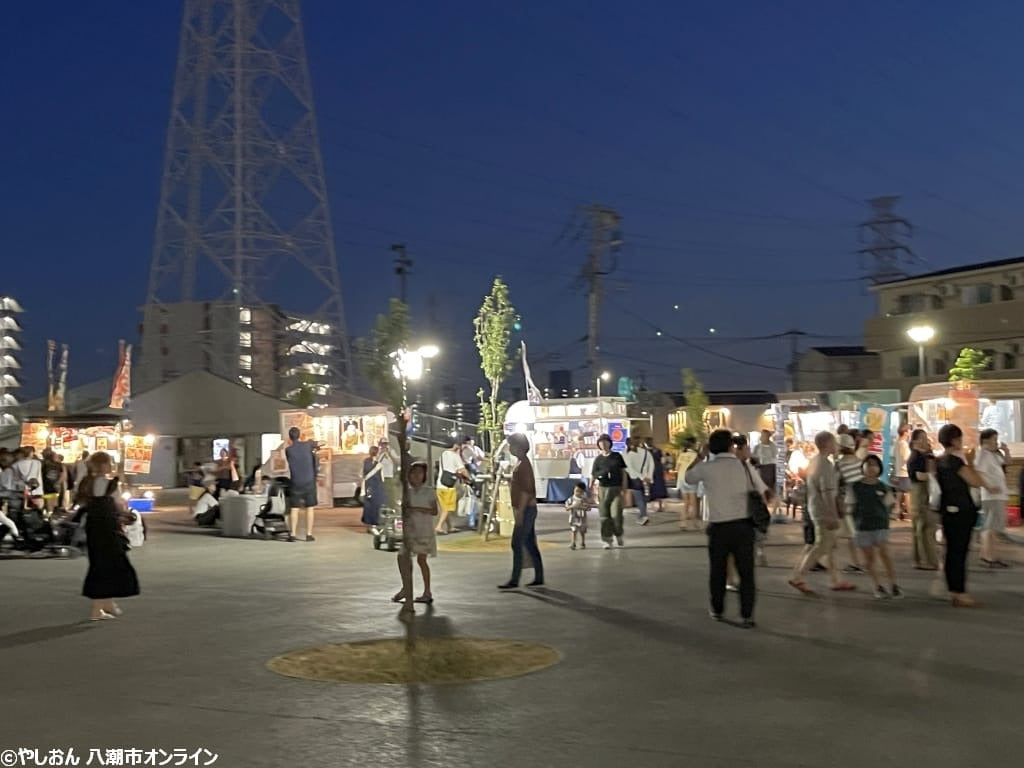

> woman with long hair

[
  {"left": 77, "top": 452, "right": 140, "bottom": 621},
  {"left": 934, "top": 424, "right": 984, "bottom": 607}
]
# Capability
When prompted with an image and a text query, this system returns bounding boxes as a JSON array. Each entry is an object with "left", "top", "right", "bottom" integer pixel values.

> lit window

[
  {"left": 239, "top": 375, "right": 253, "bottom": 389},
  {"left": 239, "top": 307, "right": 251, "bottom": 324},
  {"left": 239, "top": 331, "right": 251, "bottom": 347},
  {"left": 239, "top": 354, "right": 252, "bottom": 371}
]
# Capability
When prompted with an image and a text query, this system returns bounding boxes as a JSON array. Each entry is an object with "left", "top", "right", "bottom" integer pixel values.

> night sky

[{"left": 4, "top": 0, "right": 1024, "bottom": 401}]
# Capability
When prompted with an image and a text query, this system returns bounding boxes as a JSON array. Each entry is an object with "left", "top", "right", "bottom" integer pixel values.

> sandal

[
  {"left": 391, "top": 591, "right": 408, "bottom": 603},
  {"left": 831, "top": 582, "right": 857, "bottom": 591},
  {"left": 414, "top": 594, "right": 434, "bottom": 605},
  {"left": 788, "top": 579, "right": 814, "bottom": 594}
]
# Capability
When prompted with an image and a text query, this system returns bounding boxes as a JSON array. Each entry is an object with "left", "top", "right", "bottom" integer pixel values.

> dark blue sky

[{"left": 4, "top": 0, "right": 1024, "bottom": 400}]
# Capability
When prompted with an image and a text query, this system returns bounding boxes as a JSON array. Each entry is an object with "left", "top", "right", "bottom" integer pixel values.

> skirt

[
  {"left": 403, "top": 511, "right": 437, "bottom": 557},
  {"left": 436, "top": 486, "right": 458, "bottom": 513}
]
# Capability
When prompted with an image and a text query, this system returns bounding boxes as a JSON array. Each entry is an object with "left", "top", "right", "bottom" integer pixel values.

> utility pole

[
  {"left": 784, "top": 329, "right": 807, "bottom": 391},
  {"left": 858, "top": 196, "right": 918, "bottom": 284},
  {"left": 584, "top": 205, "right": 623, "bottom": 382},
  {"left": 392, "top": 243, "right": 412, "bottom": 303}
]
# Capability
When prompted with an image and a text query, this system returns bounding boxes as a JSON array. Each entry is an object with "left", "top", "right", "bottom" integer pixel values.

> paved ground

[{"left": 4, "top": 501, "right": 1024, "bottom": 768}]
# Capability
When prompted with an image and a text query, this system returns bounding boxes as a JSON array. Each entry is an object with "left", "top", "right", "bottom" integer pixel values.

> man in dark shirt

[
  {"left": 285, "top": 427, "right": 319, "bottom": 542},
  {"left": 590, "top": 434, "right": 628, "bottom": 549}
]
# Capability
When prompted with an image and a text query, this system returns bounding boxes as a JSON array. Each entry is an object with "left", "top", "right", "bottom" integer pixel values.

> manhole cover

[{"left": 268, "top": 637, "right": 560, "bottom": 684}]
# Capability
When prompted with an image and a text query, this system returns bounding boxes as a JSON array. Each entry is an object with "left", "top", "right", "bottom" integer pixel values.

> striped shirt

[{"left": 835, "top": 454, "right": 863, "bottom": 509}]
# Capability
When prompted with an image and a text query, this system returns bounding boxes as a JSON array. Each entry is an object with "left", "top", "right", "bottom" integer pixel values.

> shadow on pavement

[{"left": 0, "top": 623, "right": 95, "bottom": 649}]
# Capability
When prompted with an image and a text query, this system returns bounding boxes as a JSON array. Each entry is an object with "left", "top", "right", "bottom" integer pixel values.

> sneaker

[
  {"left": 874, "top": 586, "right": 890, "bottom": 600},
  {"left": 569, "top": 543, "right": 577, "bottom": 550},
  {"left": 602, "top": 541, "right": 612, "bottom": 550},
  {"left": 286, "top": 535, "right": 297, "bottom": 542},
  {"left": 891, "top": 585, "right": 904, "bottom": 600},
  {"left": 740, "top": 619, "right": 756, "bottom": 630},
  {"left": 639, "top": 517, "right": 650, "bottom": 526},
  {"left": 726, "top": 584, "right": 739, "bottom": 593},
  {"left": 615, "top": 536, "right": 625, "bottom": 547}
]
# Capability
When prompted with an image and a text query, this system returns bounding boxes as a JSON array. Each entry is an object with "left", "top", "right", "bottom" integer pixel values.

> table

[{"left": 219, "top": 494, "right": 264, "bottom": 538}]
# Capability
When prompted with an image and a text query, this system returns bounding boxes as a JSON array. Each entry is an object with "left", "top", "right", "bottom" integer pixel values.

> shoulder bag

[{"left": 742, "top": 462, "right": 771, "bottom": 533}]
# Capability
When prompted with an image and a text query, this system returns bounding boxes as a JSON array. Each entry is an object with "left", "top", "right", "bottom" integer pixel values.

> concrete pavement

[{"left": 3, "top": 502, "right": 1023, "bottom": 768}]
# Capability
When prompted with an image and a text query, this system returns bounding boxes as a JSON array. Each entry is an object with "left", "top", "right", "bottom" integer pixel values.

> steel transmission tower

[
  {"left": 858, "top": 196, "right": 918, "bottom": 284},
  {"left": 142, "top": 0, "right": 352, "bottom": 396}
]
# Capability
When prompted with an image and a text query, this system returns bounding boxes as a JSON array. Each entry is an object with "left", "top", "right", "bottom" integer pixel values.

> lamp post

[
  {"left": 906, "top": 325, "right": 935, "bottom": 384},
  {"left": 395, "top": 344, "right": 440, "bottom": 474}
]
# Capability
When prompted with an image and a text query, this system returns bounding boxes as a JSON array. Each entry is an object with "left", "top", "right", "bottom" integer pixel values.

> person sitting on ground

[
  {"left": 566, "top": 481, "right": 590, "bottom": 550},
  {"left": 192, "top": 482, "right": 220, "bottom": 527}
]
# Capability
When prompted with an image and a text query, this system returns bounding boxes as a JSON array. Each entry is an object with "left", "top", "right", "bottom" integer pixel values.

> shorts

[
  {"left": 436, "top": 486, "right": 458, "bottom": 513},
  {"left": 981, "top": 499, "right": 1008, "bottom": 532},
  {"left": 812, "top": 519, "right": 840, "bottom": 552},
  {"left": 290, "top": 483, "right": 318, "bottom": 508},
  {"left": 896, "top": 477, "right": 911, "bottom": 493},
  {"left": 856, "top": 529, "right": 890, "bottom": 548}
]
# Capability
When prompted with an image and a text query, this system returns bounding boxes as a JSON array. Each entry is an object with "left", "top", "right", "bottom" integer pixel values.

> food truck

[
  {"left": 504, "top": 397, "right": 630, "bottom": 501},
  {"left": 909, "top": 380, "right": 1024, "bottom": 525},
  {"left": 776, "top": 390, "right": 902, "bottom": 442},
  {"left": 278, "top": 406, "right": 394, "bottom": 507}
]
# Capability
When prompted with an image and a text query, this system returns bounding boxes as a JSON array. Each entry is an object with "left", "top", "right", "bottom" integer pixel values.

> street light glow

[
  {"left": 907, "top": 325, "right": 935, "bottom": 344},
  {"left": 600, "top": 371, "right": 611, "bottom": 381},
  {"left": 418, "top": 344, "right": 440, "bottom": 359}
]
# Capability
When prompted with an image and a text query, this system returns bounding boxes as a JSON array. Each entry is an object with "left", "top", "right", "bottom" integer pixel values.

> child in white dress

[
  {"left": 392, "top": 461, "right": 438, "bottom": 614},
  {"left": 565, "top": 481, "right": 590, "bottom": 550}
]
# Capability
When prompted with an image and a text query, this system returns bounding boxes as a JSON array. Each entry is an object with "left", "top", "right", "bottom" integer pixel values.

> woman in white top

[
  {"left": 675, "top": 437, "right": 700, "bottom": 530},
  {"left": 435, "top": 441, "right": 468, "bottom": 534},
  {"left": 393, "top": 460, "right": 438, "bottom": 614}
]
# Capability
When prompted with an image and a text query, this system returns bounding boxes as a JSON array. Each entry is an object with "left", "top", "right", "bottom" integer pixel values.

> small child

[
  {"left": 851, "top": 455, "right": 902, "bottom": 600},
  {"left": 566, "top": 481, "right": 590, "bottom": 550}
]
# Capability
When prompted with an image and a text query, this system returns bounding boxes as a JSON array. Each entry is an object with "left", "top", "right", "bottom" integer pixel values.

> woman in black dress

[
  {"left": 934, "top": 424, "right": 985, "bottom": 607},
  {"left": 78, "top": 452, "right": 140, "bottom": 621},
  {"left": 644, "top": 437, "right": 669, "bottom": 513}
]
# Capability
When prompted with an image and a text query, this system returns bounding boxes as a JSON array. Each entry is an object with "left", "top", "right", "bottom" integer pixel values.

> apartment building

[
  {"left": 863, "top": 257, "right": 1024, "bottom": 396},
  {"left": 793, "top": 346, "right": 880, "bottom": 392},
  {"left": 139, "top": 301, "right": 341, "bottom": 405}
]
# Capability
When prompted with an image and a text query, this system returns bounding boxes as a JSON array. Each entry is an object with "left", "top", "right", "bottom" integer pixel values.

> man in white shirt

[
  {"left": 624, "top": 437, "right": 654, "bottom": 525},
  {"left": 11, "top": 447, "right": 44, "bottom": 507},
  {"left": 790, "top": 432, "right": 856, "bottom": 594},
  {"left": 976, "top": 428, "right": 1010, "bottom": 568},
  {"left": 685, "top": 429, "right": 769, "bottom": 628}
]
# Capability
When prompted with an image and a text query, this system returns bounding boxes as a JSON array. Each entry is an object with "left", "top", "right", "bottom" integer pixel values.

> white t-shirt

[
  {"left": 976, "top": 449, "right": 1008, "bottom": 502},
  {"left": 440, "top": 450, "right": 463, "bottom": 478},
  {"left": 193, "top": 492, "right": 219, "bottom": 517},
  {"left": 684, "top": 454, "right": 767, "bottom": 524},
  {"left": 624, "top": 447, "right": 653, "bottom": 482},
  {"left": 896, "top": 439, "right": 911, "bottom": 479},
  {"left": 12, "top": 459, "right": 44, "bottom": 497}
]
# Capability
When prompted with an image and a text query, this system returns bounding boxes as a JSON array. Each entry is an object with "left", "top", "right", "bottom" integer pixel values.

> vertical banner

[
  {"left": 858, "top": 403, "right": 896, "bottom": 478},
  {"left": 46, "top": 340, "right": 56, "bottom": 412},
  {"left": 773, "top": 404, "right": 789, "bottom": 497},
  {"left": 55, "top": 344, "right": 68, "bottom": 413},
  {"left": 109, "top": 341, "right": 132, "bottom": 409},
  {"left": 520, "top": 341, "right": 543, "bottom": 405}
]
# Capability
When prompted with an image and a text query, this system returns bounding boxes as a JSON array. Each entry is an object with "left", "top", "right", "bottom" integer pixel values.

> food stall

[
  {"left": 279, "top": 406, "right": 394, "bottom": 507},
  {"left": 504, "top": 397, "right": 630, "bottom": 501},
  {"left": 777, "top": 390, "right": 902, "bottom": 443},
  {"left": 909, "top": 380, "right": 1024, "bottom": 526},
  {"left": 19, "top": 413, "right": 157, "bottom": 510}
]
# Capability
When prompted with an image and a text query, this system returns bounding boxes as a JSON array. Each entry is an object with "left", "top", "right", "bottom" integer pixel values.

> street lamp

[{"left": 907, "top": 325, "right": 935, "bottom": 383}]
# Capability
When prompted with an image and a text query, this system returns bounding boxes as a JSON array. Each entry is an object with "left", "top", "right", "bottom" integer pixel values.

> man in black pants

[{"left": 684, "top": 429, "right": 770, "bottom": 628}]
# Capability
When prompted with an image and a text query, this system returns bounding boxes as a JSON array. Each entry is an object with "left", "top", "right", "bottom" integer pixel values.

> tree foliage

[
  {"left": 473, "top": 277, "right": 519, "bottom": 452},
  {"left": 360, "top": 299, "right": 411, "bottom": 504},
  {"left": 680, "top": 368, "right": 710, "bottom": 442},
  {"left": 948, "top": 347, "right": 990, "bottom": 382}
]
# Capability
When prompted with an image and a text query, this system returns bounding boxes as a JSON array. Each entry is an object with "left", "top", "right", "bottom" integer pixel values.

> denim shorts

[{"left": 855, "top": 528, "right": 889, "bottom": 548}]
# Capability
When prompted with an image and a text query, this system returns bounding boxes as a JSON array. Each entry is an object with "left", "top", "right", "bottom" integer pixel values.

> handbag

[
  {"left": 742, "top": 463, "right": 771, "bottom": 533},
  {"left": 440, "top": 469, "right": 457, "bottom": 488}
]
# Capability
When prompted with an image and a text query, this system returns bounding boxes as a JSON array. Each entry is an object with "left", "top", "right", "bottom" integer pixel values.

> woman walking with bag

[{"left": 78, "top": 452, "right": 140, "bottom": 621}]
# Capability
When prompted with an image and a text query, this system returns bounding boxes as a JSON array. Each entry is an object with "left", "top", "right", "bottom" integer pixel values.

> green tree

[
  {"left": 948, "top": 347, "right": 991, "bottom": 382},
  {"left": 289, "top": 374, "right": 317, "bottom": 409},
  {"left": 360, "top": 299, "right": 411, "bottom": 500},
  {"left": 680, "top": 368, "right": 710, "bottom": 442},
  {"left": 473, "top": 277, "right": 519, "bottom": 453}
]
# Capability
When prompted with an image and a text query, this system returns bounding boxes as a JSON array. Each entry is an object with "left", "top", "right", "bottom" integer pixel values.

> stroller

[{"left": 252, "top": 478, "right": 291, "bottom": 540}]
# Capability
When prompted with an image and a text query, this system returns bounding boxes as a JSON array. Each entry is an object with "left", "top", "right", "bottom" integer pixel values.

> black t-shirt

[
  {"left": 907, "top": 450, "right": 930, "bottom": 482},
  {"left": 935, "top": 453, "right": 977, "bottom": 514},
  {"left": 592, "top": 452, "right": 627, "bottom": 487}
]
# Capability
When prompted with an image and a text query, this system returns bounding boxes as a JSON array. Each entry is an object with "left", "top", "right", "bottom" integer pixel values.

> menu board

[{"left": 123, "top": 435, "right": 154, "bottom": 474}]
